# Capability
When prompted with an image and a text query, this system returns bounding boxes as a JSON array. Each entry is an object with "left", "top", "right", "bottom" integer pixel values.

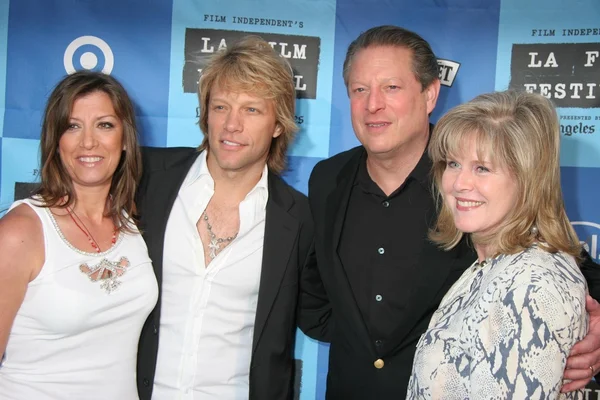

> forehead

[
  {"left": 349, "top": 45, "right": 416, "bottom": 81},
  {"left": 71, "top": 91, "right": 116, "bottom": 114}
]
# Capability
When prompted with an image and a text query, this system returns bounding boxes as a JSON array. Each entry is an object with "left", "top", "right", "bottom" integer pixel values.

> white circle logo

[{"left": 63, "top": 36, "right": 114, "bottom": 74}]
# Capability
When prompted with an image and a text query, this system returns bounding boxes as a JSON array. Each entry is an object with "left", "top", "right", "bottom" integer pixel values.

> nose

[
  {"left": 366, "top": 88, "right": 385, "bottom": 113},
  {"left": 79, "top": 126, "right": 97, "bottom": 150},
  {"left": 453, "top": 168, "right": 473, "bottom": 192},
  {"left": 224, "top": 110, "right": 242, "bottom": 133}
]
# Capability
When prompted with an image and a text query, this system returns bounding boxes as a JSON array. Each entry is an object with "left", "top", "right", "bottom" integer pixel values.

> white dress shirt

[{"left": 152, "top": 150, "right": 268, "bottom": 399}]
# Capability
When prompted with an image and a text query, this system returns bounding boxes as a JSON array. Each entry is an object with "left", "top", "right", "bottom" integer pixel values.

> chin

[
  {"left": 218, "top": 161, "right": 247, "bottom": 173},
  {"left": 453, "top": 221, "right": 477, "bottom": 234},
  {"left": 363, "top": 142, "right": 395, "bottom": 156}
]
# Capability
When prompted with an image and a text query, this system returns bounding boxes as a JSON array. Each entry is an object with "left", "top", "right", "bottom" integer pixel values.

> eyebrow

[
  {"left": 69, "top": 114, "right": 118, "bottom": 120},
  {"left": 349, "top": 77, "right": 403, "bottom": 85},
  {"left": 446, "top": 152, "right": 494, "bottom": 164}
]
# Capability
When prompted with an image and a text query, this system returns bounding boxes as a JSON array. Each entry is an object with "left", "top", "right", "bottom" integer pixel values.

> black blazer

[
  {"left": 136, "top": 147, "right": 314, "bottom": 400},
  {"left": 298, "top": 146, "right": 600, "bottom": 399}
]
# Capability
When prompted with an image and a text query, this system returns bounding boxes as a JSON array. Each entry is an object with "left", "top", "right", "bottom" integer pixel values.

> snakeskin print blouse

[{"left": 407, "top": 246, "right": 588, "bottom": 399}]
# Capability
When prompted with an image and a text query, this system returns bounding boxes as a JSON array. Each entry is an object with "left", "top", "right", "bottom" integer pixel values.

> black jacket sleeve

[
  {"left": 580, "top": 248, "right": 600, "bottom": 301},
  {"left": 297, "top": 242, "right": 333, "bottom": 342}
]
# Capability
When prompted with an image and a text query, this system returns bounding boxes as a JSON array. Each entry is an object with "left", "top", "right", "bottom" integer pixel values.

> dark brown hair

[
  {"left": 343, "top": 25, "right": 439, "bottom": 91},
  {"left": 35, "top": 70, "right": 142, "bottom": 231}
]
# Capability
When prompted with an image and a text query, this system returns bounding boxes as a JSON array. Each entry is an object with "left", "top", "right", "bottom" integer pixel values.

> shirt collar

[
  {"left": 412, "top": 123, "right": 435, "bottom": 188},
  {"left": 355, "top": 151, "right": 382, "bottom": 196},
  {"left": 182, "top": 149, "right": 211, "bottom": 188},
  {"left": 184, "top": 149, "right": 269, "bottom": 209},
  {"left": 249, "top": 163, "right": 269, "bottom": 210}
]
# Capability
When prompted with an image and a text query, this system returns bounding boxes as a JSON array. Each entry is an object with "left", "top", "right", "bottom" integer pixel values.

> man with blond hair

[{"left": 136, "top": 36, "right": 314, "bottom": 400}]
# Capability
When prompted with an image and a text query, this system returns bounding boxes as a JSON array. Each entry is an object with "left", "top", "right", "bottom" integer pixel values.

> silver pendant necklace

[{"left": 203, "top": 211, "right": 237, "bottom": 259}]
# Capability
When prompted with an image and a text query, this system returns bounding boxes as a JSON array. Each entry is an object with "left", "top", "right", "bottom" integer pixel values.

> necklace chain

[
  {"left": 67, "top": 208, "right": 117, "bottom": 253},
  {"left": 203, "top": 211, "right": 237, "bottom": 259}
]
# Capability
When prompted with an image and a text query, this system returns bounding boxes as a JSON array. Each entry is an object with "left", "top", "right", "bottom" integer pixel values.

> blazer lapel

[
  {"left": 323, "top": 148, "right": 376, "bottom": 354},
  {"left": 252, "top": 174, "right": 298, "bottom": 354},
  {"left": 326, "top": 154, "right": 359, "bottom": 253},
  {"left": 141, "top": 150, "right": 201, "bottom": 287}
]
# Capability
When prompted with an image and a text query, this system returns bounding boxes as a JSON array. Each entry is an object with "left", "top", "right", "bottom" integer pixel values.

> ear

[
  {"left": 425, "top": 79, "right": 441, "bottom": 115},
  {"left": 272, "top": 124, "right": 283, "bottom": 139}
]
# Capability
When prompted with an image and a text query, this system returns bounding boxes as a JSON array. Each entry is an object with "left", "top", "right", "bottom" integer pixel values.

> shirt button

[
  {"left": 382, "top": 201, "right": 390, "bottom": 207},
  {"left": 375, "top": 340, "right": 383, "bottom": 347},
  {"left": 375, "top": 294, "right": 383, "bottom": 302},
  {"left": 378, "top": 247, "right": 385, "bottom": 255},
  {"left": 374, "top": 358, "right": 385, "bottom": 369},
  {"left": 153, "top": 324, "right": 158, "bottom": 335},
  {"left": 143, "top": 378, "right": 150, "bottom": 387}
]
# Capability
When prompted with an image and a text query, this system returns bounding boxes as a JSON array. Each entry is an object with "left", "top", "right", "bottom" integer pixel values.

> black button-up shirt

[{"left": 338, "top": 149, "right": 436, "bottom": 351}]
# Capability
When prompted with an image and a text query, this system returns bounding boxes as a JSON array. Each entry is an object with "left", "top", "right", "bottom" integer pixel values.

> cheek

[
  {"left": 57, "top": 136, "right": 73, "bottom": 157},
  {"left": 441, "top": 172, "right": 454, "bottom": 195},
  {"left": 257, "top": 126, "right": 276, "bottom": 148},
  {"left": 350, "top": 98, "right": 364, "bottom": 118},
  {"left": 261, "top": 118, "right": 279, "bottom": 140},
  {"left": 206, "top": 114, "right": 222, "bottom": 133},
  {"left": 389, "top": 96, "right": 408, "bottom": 110},
  {"left": 399, "top": 95, "right": 428, "bottom": 121},
  {"left": 108, "top": 135, "right": 125, "bottom": 153}
]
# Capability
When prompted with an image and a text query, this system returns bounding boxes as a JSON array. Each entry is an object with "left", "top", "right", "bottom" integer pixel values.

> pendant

[
  {"left": 79, "top": 256, "right": 130, "bottom": 294},
  {"left": 208, "top": 238, "right": 220, "bottom": 259}
]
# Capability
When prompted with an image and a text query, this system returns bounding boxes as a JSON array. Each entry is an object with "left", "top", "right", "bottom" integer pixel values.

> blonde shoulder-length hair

[
  {"left": 197, "top": 36, "right": 298, "bottom": 175},
  {"left": 428, "top": 90, "right": 581, "bottom": 258}
]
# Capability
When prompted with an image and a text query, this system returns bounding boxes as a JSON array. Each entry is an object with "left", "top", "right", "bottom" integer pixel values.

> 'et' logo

[
  {"left": 572, "top": 221, "right": 600, "bottom": 260},
  {"left": 437, "top": 59, "right": 461, "bottom": 87},
  {"left": 63, "top": 36, "right": 114, "bottom": 74}
]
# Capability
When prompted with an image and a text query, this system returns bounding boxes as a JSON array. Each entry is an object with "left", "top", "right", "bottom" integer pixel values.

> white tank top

[{"left": 0, "top": 198, "right": 158, "bottom": 400}]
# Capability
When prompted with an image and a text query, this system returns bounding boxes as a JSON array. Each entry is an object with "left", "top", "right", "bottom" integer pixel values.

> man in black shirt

[{"left": 298, "top": 25, "right": 600, "bottom": 399}]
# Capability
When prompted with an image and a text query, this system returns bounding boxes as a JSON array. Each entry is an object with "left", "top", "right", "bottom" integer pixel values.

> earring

[{"left": 531, "top": 226, "right": 539, "bottom": 236}]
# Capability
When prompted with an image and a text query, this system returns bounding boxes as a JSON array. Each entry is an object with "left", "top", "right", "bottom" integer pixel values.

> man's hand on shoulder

[{"left": 563, "top": 295, "right": 600, "bottom": 392}]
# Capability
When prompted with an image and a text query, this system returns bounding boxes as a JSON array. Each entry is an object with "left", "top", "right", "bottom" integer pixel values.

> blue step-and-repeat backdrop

[{"left": 2, "top": 0, "right": 600, "bottom": 398}]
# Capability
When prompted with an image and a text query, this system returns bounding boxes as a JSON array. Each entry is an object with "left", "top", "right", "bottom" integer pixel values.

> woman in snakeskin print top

[{"left": 407, "top": 90, "right": 587, "bottom": 400}]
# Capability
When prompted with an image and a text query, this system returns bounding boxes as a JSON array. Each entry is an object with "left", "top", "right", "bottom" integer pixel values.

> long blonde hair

[{"left": 429, "top": 90, "right": 580, "bottom": 257}]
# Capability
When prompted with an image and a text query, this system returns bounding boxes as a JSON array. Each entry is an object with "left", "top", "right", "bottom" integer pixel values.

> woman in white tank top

[{"left": 0, "top": 71, "right": 158, "bottom": 399}]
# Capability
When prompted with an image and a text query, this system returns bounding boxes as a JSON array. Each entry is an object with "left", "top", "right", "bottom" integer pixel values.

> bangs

[
  {"left": 430, "top": 119, "right": 498, "bottom": 166},
  {"left": 212, "top": 59, "right": 276, "bottom": 100}
]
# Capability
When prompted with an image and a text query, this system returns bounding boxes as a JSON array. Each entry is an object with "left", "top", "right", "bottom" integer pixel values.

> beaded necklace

[{"left": 67, "top": 207, "right": 116, "bottom": 253}]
